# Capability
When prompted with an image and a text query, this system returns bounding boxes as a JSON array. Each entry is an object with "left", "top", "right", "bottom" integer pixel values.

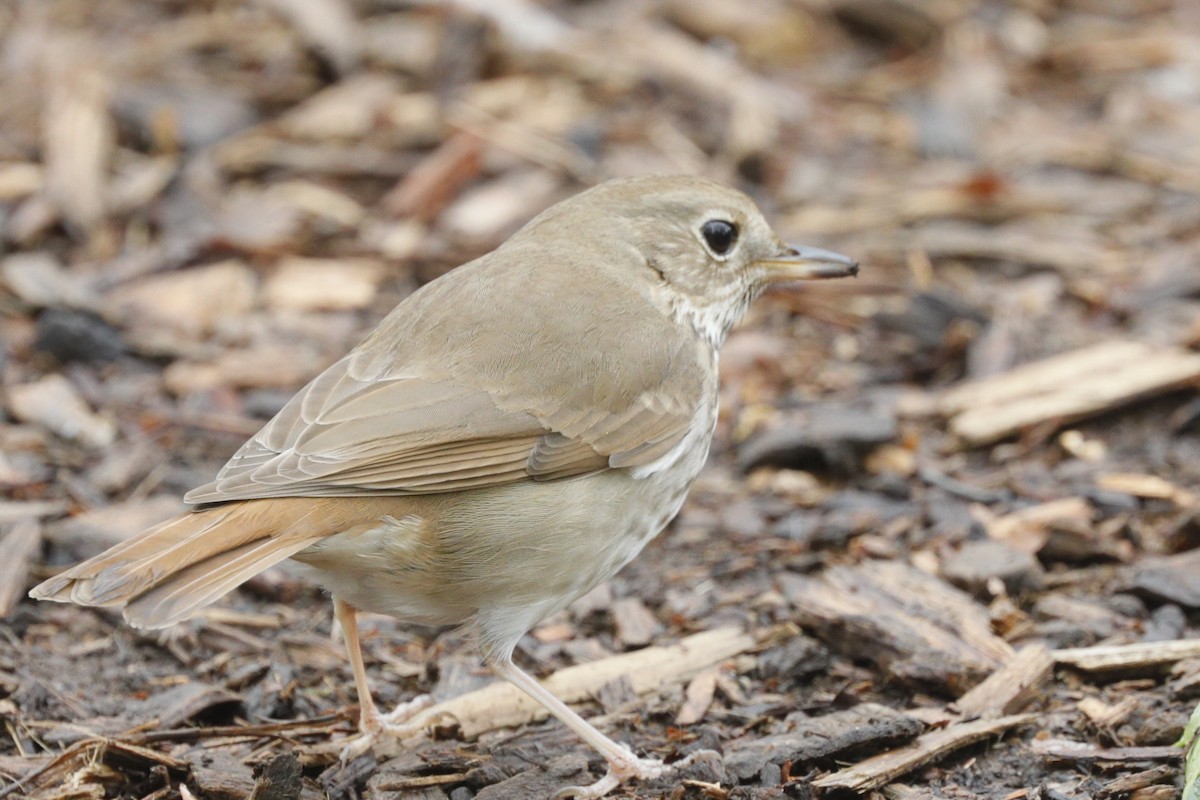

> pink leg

[
  {"left": 489, "top": 655, "right": 706, "bottom": 799},
  {"left": 333, "top": 598, "right": 432, "bottom": 760}
]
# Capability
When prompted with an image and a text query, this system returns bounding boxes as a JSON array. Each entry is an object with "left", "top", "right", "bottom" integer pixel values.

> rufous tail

[{"left": 29, "top": 499, "right": 328, "bottom": 629}]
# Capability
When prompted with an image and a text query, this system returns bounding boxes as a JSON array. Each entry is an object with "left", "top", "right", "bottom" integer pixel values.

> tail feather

[
  {"left": 122, "top": 535, "right": 321, "bottom": 628},
  {"left": 29, "top": 498, "right": 347, "bottom": 628},
  {"left": 30, "top": 508, "right": 237, "bottom": 605}
]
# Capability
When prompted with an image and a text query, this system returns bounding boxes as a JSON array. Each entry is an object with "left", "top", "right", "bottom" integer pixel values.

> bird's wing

[{"left": 183, "top": 345, "right": 701, "bottom": 505}]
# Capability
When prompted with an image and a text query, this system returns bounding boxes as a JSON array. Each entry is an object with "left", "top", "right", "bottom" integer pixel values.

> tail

[{"left": 29, "top": 498, "right": 331, "bottom": 629}]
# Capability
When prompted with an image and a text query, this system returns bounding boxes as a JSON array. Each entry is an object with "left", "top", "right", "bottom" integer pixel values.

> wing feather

[{"left": 184, "top": 254, "right": 712, "bottom": 506}]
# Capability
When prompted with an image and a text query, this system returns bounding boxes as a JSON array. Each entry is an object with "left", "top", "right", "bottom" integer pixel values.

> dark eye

[{"left": 701, "top": 219, "right": 738, "bottom": 256}]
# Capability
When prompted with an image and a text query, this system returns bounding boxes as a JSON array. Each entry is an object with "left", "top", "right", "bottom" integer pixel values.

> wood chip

[
  {"left": 6, "top": 374, "right": 116, "bottom": 448},
  {"left": 0, "top": 519, "right": 41, "bottom": 617},
  {"left": 1055, "top": 639, "right": 1200, "bottom": 672},
  {"left": 1097, "top": 472, "right": 1197, "bottom": 507},
  {"left": 439, "top": 169, "right": 562, "bottom": 243},
  {"left": 261, "top": 0, "right": 361, "bottom": 76},
  {"left": 940, "top": 341, "right": 1200, "bottom": 446},
  {"left": 1078, "top": 696, "right": 1138, "bottom": 727},
  {"left": 266, "top": 180, "right": 366, "bottom": 228},
  {"left": 263, "top": 257, "right": 385, "bottom": 312},
  {"left": 1, "top": 252, "right": 98, "bottom": 309},
  {"left": 724, "top": 704, "right": 923, "bottom": 781},
  {"left": 1124, "top": 549, "right": 1200, "bottom": 609},
  {"left": 105, "top": 260, "right": 257, "bottom": 336},
  {"left": 675, "top": 669, "right": 718, "bottom": 726},
  {"left": 1097, "top": 766, "right": 1181, "bottom": 799},
  {"left": 0, "top": 500, "right": 69, "bottom": 524},
  {"left": 610, "top": 596, "right": 662, "bottom": 649},
  {"left": 779, "top": 562, "right": 1013, "bottom": 694},
  {"left": 398, "top": 626, "right": 755, "bottom": 742},
  {"left": 1029, "top": 739, "right": 1182, "bottom": 763},
  {"left": 813, "top": 714, "right": 1036, "bottom": 791},
  {"left": 981, "top": 497, "right": 1093, "bottom": 554},
  {"left": 279, "top": 74, "right": 400, "bottom": 140},
  {"left": 953, "top": 643, "right": 1054, "bottom": 718},
  {"left": 163, "top": 345, "right": 326, "bottom": 394},
  {"left": 382, "top": 131, "right": 483, "bottom": 221},
  {"left": 0, "top": 162, "right": 42, "bottom": 202},
  {"left": 43, "top": 50, "right": 114, "bottom": 238}
]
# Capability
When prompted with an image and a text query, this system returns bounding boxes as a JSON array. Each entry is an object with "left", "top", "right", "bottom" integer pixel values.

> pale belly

[{"left": 292, "top": 405, "right": 714, "bottom": 652}]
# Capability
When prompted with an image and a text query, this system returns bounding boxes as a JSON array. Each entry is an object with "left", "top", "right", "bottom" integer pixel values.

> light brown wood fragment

[
  {"left": 940, "top": 341, "right": 1200, "bottom": 445},
  {"left": 881, "top": 785, "right": 941, "bottom": 800},
  {"left": 398, "top": 626, "right": 755, "bottom": 742},
  {"left": 7, "top": 375, "right": 116, "bottom": 448},
  {"left": 261, "top": 0, "right": 361, "bottom": 76},
  {"left": 43, "top": 51, "right": 114, "bottom": 237},
  {"left": 1055, "top": 639, "right": 1200, "bottom": 672},
  {"left": 982, "top": 497, "right": 1093, "bottom": 554},
  {"left": 675, "top": 669, "right": 718, "bottom": 725},
  {"left": 611, "top": 596, "right": 662, "bottom": 648},
  {"left": 954, "top": 643, "right": 1054, "bottom": 718},
  {"left": 0, "top": 519, "right": 41, "bottom": 617},
  {"left": 1030, "top": 739, "right": 1181, "bottom": 762},
  {"left": 1078, "top": 696, "right": 1138, "bottom": 727},
  {"left": 813, "top": 714, "right": 1036, "bottom": 791},
  {"left": 0, "top": 500, "right": 69, "bottom": 524},
  {"left": 1096, "top": 472, "right": 1197, "bottom": 507},
  {"left": 382, "top": 131, "right": 482, "bottom": 221}
]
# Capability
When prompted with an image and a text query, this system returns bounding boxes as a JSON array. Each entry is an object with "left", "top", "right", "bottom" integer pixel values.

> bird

[{"left": 30, "top": 175, "right": 857, "bottom": 798}]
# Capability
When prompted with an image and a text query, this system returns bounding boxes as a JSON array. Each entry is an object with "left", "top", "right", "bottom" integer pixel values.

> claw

[
  {"left": 335, "top": 694, "right": 433, "bottom": 762},
  {"left": 552, "top": 748, "right": 718, "bottom": 799}
]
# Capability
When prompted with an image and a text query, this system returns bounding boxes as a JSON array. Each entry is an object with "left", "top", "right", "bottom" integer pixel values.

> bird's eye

[{"left": 701, "top": 219, "right": 738, "bottom": 256}]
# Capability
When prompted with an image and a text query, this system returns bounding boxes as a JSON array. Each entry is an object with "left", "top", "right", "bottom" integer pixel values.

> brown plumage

[{"left": 30, "top": 175, "right": 857, "bottom": 799}]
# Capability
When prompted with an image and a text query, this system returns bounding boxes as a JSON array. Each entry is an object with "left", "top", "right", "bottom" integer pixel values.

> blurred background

[{"left": 2, "top": 1, "right": 1200, "bottom": 798}]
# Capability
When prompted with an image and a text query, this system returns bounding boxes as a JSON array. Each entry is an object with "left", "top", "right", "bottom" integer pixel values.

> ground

[{"left": 1, "top": 1, "right": 1198, "bottom": 798}]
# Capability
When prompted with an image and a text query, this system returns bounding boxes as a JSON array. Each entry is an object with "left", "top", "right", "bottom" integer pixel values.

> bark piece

[
  {"left": 738, "top": 405, "right": 897, "bottom": 475},
  {"left": 136, "top": 682, "right": 243, "bottom": 730},
  {"left": 723, "top": 703, "right": 922, "bottom": 781},
  {"left": 263, "top": 257, "right": 385, "bottom": 312},
  {"left": 473, "top": 755, "right": 590, "bottom": 800},
  {"left": 1097, "top": 766, "right": 1181, "bottom": 800},
  {"left": 1125, "top": 549, "right": 1200, "bottom": 609},
  {"left": 190, "top": 751, "right": 258, "bottom": 799},
  {"left": 675, "top": 669, "right": 718, "bottom": 726},
  {"left": 813, "top": 714, "right": 1036, "bottom": 791},
  {"left": 939, "top": 341, "right": 1200, "bottom": 446},
  {"left": 0, "top": 519, "right": 42, "bottom": 618},
  {"left": 7, "top": 374, "right": 116, "bottom": 448},
  {"left": 940, "top": 540, "right": 1044, "bottom": 596},
  {"left": 1055, "top": 639, "right": 1200, "bottom": 672},
  {"left": 105, "top": 260, "right": 257, "bottom": 336},
  {"left": 778, "top": 562, "right": 1013, "bottom": 695},
  {"left": 953, "top": 643, "right": 1054, "bottom": 718},
  {"left": 248, "top": 751, "right": 303, "bottom": 800},
  {"left": 382, "top": 132, "right": 482, "bottom": 221},
  {"left": 1030, "top": 739, "right": 1182, "bottom": 762},
  {"left": 611, "top": 596, "right": 662, "bottom": 648}
]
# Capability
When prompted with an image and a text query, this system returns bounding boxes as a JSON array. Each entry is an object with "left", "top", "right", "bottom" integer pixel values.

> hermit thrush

[{"left": 31, "top": 175, "right": 857, "bottom": 798}]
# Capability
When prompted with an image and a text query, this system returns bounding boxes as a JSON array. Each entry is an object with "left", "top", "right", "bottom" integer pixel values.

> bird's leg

[
  {"left": 333, "top": 597, "right": 432, "bottom": 760},
  {"left": 489, "top": 655, "right": 701, "bottom": 799}
]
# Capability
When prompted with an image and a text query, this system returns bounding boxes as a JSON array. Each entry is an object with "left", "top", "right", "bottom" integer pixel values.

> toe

[
  {"left": 381, "top": 693, "right": 434, "bottom": 724},
  {"left": 551, "top": 772, "right": 620, "bottom": 799}
]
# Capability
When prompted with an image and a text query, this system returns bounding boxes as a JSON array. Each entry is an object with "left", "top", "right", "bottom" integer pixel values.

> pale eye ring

[{"left": 701, "top": 219, "right": 738, "bottom": 256}]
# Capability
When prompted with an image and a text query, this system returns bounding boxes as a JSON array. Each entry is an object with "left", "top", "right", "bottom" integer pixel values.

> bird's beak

[{"left": 754, "top": 244, "right": 859, "bottom": 283}]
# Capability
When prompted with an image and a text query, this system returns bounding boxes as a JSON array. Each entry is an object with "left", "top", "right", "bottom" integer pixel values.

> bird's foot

[
  {"left": 337, "top": 694, "right": 434, "bottom": 762},
  {"left": 552, "top": 745, "right": 719, "bottom": 799}
]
